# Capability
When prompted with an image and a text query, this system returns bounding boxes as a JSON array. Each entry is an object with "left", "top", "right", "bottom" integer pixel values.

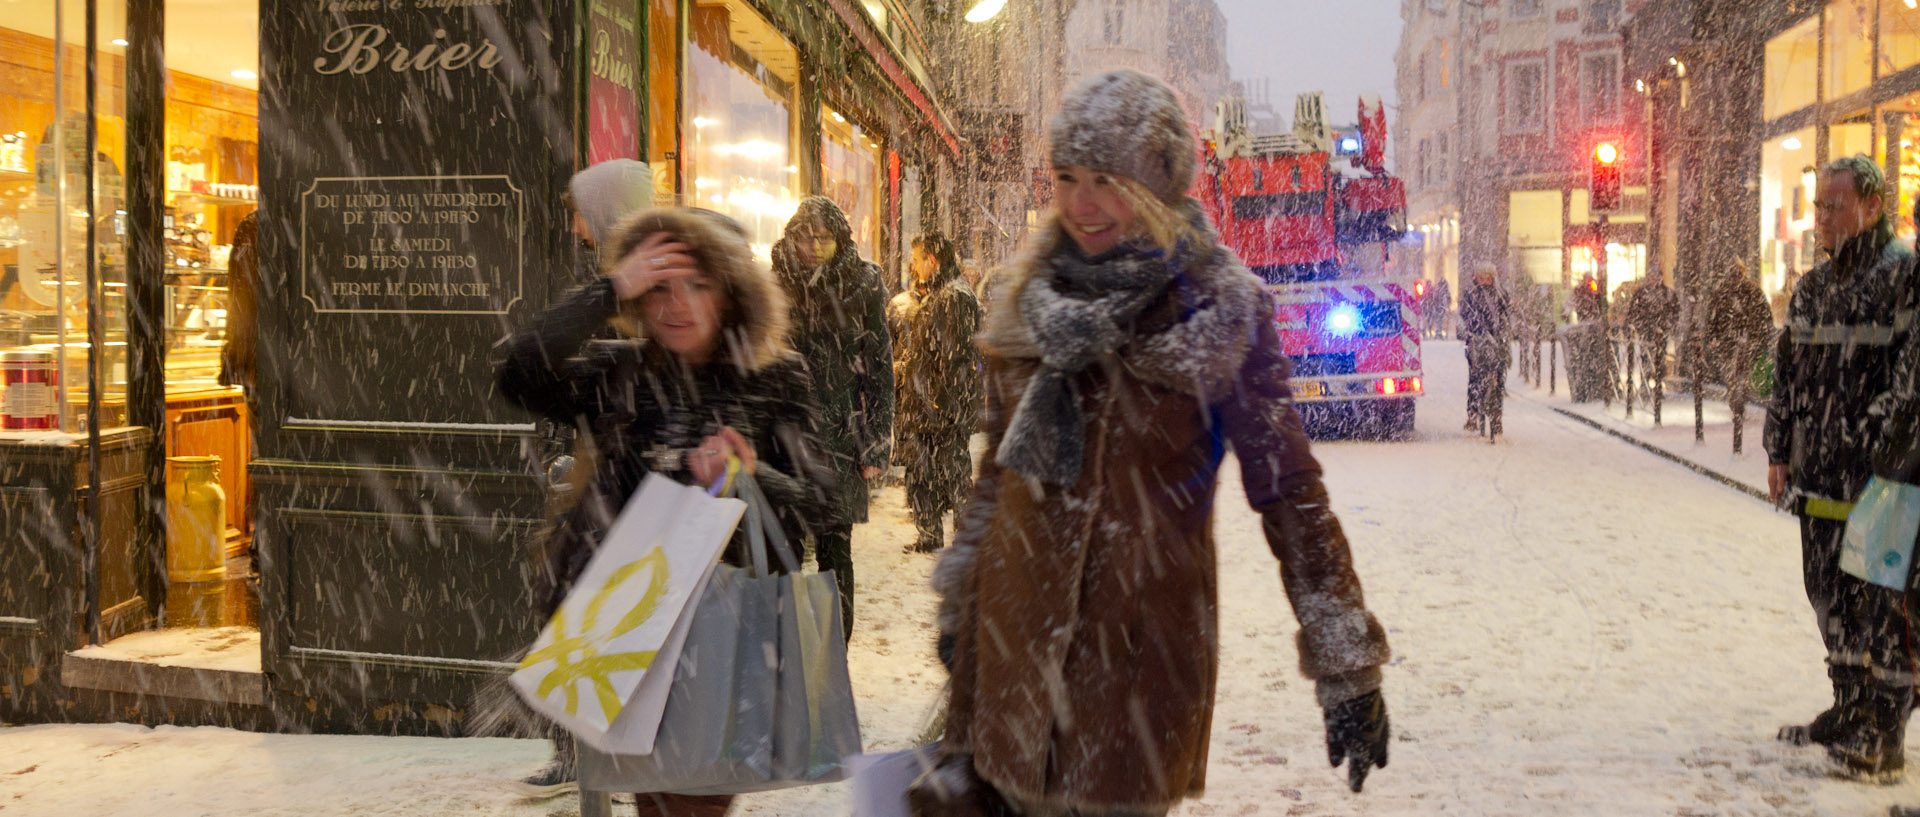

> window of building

[
  {"left": 1438, "top": 132, "right": 1450, "bottom": 183},
  {"left": 1440, "top": 40, "right": 1452, "bottom": 90},
  {"left": 1105, "top": 0, "right": 1125, "bottom": 44},
  {"left": 1418, "top": 138, "right": 1431, "bottom": 187},
  {"left": 1506, "top": 60, "right": 1546, "bottom": 133},
  {"left": 1765, "top": 15, "right": 1820, "bottom": 120},
  {"left": 1584, "top": 0, "right": 1621, "bottom": 33},
  {"left": 688, "top": 0, "right": 801, "bottom": 259},
  {"left": 1883, "top": 0, "right": 1920, "bottom": 76},
  {"left": 821, "top": 105, "right": 883, "bottom": 262},
  {"left": 1512, "top": 0, "right": 1543, "bottom": 19},
  {"left": 1828, "top": 0, "right": 1874, "bottom": 101},
  {"left": 1509, "top": 189, "right": 1563, "bottom": 284},
  {"left": 1759, "top": 126, "right": 1817, "bottom": 293},
  {"left": 1582, "top": 53, "right": 1620, "bottom": 123},
  {"left": 1417, "top": 51, "right": 1429, "bottom": 104}
]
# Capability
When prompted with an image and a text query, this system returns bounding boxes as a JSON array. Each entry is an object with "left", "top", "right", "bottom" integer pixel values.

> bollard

[{"left": 1549, "top": 337, "right": 1558, "bottom": 395}]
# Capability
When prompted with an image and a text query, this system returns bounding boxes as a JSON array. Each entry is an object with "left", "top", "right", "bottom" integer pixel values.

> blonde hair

[{"left": 1110, "top": 176, "right": 1197, "bottom": 252}]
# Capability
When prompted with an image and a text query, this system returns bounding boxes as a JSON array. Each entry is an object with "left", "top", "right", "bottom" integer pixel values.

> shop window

[
  {"left": 688, "top": 0, "right": 801, "bottom": 259},
  {"left": 1512, "top": 0, "right": 1543, "bottom": 18},
  {"left": 1766, "top": 15, "right": 1820, "bottom": 120},
  {"left": 1831, "top": 119, "right": 1876, "bottom": 163},
  {"left": 1508, "top": 189, "right": 1562, "bottom": 284},
  {"left": 2, "top": 9, "right": 131, "bottom": 431},
  {"left": 1882, "top": 0, "right": 1920, "bottom": 77},
  {"left": 1582, "top": 53, "right": 1620, "bottom": 123},
  {"left": 1506, "top": 60, "right": 1546, "bottom": 133},
  {"left": 1584, "top": 0, "right": 1621, "bottom": 33},
  {"left": 1758, "top": 127, "right": 1816, "bottom": 290},
  {"left": 821, "top": 105, "right": 883, "bottom": 263},
  {"left": 1827, "top": 0, "right": 1874, "bottom": 101}
]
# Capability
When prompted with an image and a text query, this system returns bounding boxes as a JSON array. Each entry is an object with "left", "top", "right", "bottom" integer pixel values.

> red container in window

[{"left": 1, "top": 350, "right": 59, "bottom": 430}]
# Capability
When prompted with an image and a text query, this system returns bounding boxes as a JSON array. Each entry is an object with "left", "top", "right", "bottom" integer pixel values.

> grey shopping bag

[{"left": 578, "top": 473, "right": 863, "bottom": 795}]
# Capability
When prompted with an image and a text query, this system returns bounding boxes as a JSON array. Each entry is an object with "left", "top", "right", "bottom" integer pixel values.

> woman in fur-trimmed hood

[{"left": 916, "top": 70, "right": 1393, "bottom": 817}]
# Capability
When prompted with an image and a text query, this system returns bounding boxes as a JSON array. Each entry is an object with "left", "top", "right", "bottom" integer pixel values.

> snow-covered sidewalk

[{"left": 1502, "top": 339, "right": 1771, "bottom": 501}]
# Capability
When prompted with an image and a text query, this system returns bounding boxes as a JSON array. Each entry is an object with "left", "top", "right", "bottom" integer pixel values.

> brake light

[
  {"left": 1379, "top": 378, "right": 1399, "bottom": 395},
  {"left": 1409, "top": 376, "right": 1423, "bottom": 393},
  {"left": 1414, "top": 281, "right": 1427, "bottom": 298}
]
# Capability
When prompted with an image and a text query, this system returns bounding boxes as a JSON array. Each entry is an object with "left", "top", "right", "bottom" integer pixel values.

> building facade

[
  {"left": 1398, "top": 0, "right": 1648, "bottom": 303},
  {"left": 0, "top": 0, "right": 963, "bottom": 734},
  {"left": 1062, "top": 0, "right": 1232, "bottom": 131}
]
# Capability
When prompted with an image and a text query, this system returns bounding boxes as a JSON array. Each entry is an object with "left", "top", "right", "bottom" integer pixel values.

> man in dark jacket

[
  {"left": 1703, "top": 263, "right": 1773, "bottom": 451},
  {"left": 773, "top": 196, "right": 894, "bottom": 641},
  {"left": 1458, "top": 263, "right": 1510, "bottom": 435},
  {"left": 889, "top": 231, "right": 983, "bottom": 553},
  {"left": 1768, "top": 155, "right": 1920, "bottom": 780}
]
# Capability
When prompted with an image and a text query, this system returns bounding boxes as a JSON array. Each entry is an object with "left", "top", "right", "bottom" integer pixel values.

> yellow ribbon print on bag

[{"left": 519, "top": 548, "right": 672, "bottom": 719}]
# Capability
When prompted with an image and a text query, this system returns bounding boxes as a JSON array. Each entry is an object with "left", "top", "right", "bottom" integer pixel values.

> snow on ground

[{"left": 4, "top": 342, "right": 1917, "bottom": 816}]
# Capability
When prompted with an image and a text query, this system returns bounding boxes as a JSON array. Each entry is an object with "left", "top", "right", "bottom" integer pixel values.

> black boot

[
  {"left": 1829, "top": 683, "right": 1910, "bottom": 783},
  {"left": 1781, "top": 665, "right": 1868, "bottom": 746}
]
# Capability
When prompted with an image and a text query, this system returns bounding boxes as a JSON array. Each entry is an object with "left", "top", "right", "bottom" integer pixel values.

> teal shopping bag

[{"left": 1840, "top": 477, "right": 1920, "bottom": 591}]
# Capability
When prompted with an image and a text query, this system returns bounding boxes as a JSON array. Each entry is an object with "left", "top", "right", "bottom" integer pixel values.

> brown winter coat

[{"left": 932, "top": 219, "right": 1391, "bottom": 813}]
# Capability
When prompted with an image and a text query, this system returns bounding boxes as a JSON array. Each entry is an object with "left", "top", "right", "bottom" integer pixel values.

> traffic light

[{"left": 1591, "top": 141, "right": 1622, "bottom": 213}]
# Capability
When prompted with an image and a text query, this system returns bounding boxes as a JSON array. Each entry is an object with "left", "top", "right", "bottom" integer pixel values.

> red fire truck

[{"left": 1196, "top": 93, "right": 1419, "bottom": 436}]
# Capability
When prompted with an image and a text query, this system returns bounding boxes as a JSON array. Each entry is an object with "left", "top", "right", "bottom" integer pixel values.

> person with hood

[
  {"left": 1768, "top": 155, "right": 1920, "bottom": 781},
  {"left": 1458, "top": 263, "right": 1510, "bottom": 436},
  {"left": 888, "top": 231, "right": 983, "bottom": 553},
  {"left": 913, "top": 70, "right": 1392, "bottom": 817},
  {"left": 1702, "top": 262, "right": 1773, "bottom": 452},
  {"left": 772, "top": 196, "right": 894, "bottom": 640},
  {"left": 496, "top": 207, "right": 827, "bottom": 814}
]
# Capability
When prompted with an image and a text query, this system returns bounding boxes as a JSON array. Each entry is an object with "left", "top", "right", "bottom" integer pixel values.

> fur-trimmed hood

[
  {"left": 601, "top": 207, "right": 793, "bottom": 371},
  {"left": 980, "top": 201, "right": 1267, "bottom": 403}
]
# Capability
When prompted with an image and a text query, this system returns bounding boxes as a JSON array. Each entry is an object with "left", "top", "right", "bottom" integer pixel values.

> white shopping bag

[
  {"left": 511, "top": 473, "right": 745, "bottom": 754},
  {"left": 1840, "top": 477, "right": 1920, "bottom": 591},
  {"left": 848, "top": 746, "right": 939, "bottom": 817}
]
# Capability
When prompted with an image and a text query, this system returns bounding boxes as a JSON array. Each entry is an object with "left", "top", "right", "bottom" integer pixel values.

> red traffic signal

[{"left": 1591, "top": 141, "right": 1623, "bottom": 212}]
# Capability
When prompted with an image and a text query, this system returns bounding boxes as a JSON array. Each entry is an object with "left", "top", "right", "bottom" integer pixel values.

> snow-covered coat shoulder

[{"left": 933, "top": 208, "right": 1391, "bottom": 814}]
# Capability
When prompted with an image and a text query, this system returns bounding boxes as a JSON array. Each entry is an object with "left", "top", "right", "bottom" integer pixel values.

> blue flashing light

[
  {"left": 1325, "top": 304, "right": 1361, "bottom": 335},
  {"left": 1340, "top": 136, "right": 1361, "bottom": 153}
]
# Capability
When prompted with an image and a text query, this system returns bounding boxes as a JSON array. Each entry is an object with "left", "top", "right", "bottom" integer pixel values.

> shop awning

[{"left": 821, "top": 0, "right": 962, "bottom": 157}]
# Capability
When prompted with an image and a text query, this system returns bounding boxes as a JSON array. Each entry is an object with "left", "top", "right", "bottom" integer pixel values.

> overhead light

[
  {"left": 693, "top": 116, "right": 716, "bottom": 129},
  {"left": 965, "top": 0, "right": 1007, "bottom": 22},
  {"left": 1782, "top": 136, "right": 1802, "bottom": 150},
  {"left": 832, "top": 112, "right": 846, "bottom": 123},
  {"left": 111, "top": 38, "right": 128, "bottom": 46},
  {"left": 1634, "top": 79, "right": 1645, "bottom": 93},
  {"left": 231, "top": 69, "right": 258, "bottom": 80}
]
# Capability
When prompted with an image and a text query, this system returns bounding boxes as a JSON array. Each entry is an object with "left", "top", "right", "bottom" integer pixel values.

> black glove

[{"left": 1325, "top": 688, "right": 1389, "bottom": 793}]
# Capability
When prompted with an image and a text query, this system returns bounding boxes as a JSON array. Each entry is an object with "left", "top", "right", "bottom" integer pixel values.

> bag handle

[{"left": 727, "top": 471, "right": 802, "bottom": 577}]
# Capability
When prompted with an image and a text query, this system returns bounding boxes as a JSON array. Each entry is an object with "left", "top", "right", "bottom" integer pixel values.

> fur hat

[
  {"left": 1050, "top": 70, "right": 1196, "bottom": 202},
  {"left": 602, "top": 207, "right": 793, "bottom": 371}
]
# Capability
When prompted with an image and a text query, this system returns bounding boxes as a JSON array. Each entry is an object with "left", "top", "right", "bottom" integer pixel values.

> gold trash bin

[{"left": 166, "top": 455, "right": 228, "bottom": 583}]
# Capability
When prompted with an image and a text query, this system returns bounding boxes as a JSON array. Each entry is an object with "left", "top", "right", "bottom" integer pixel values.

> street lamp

[{"left": 965, "top": 0, "right": 1007, "bottom": 22}]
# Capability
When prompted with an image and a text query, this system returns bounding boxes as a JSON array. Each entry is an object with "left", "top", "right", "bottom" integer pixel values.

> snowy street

[{"left": 5, "top": 341, "right": 1918, "bottom": 816}]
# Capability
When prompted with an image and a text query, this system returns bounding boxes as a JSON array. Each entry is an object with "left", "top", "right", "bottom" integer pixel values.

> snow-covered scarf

[{"left": 996, "top": 212, "right": 1258, "bottom": 486}]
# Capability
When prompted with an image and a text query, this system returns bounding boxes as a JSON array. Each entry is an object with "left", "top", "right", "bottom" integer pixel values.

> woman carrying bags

[
  {"left": 920, "top": 71, "right": 1394, "bottom": 817},
  {"left": 497, "top": 207, "right": 831, "bottom": 817}
]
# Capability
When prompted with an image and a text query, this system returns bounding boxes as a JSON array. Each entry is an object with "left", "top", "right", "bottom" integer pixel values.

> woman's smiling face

[{"left": 1053, "top": 165, "right": 1138, "bottom": 256}]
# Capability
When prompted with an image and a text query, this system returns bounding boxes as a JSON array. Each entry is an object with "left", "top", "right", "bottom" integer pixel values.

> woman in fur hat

[
  {"left": 918, "top": 70, "right": 1393, "bottom": 817},
  {"left": 772, "top": 196, "right": 895, "bottom": 641},
  {"left": 497, "top": 207, "right": 829, "bottom": 817}
]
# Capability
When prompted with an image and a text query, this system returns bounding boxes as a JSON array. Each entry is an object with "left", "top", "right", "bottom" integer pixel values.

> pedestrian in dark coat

[
  {"left": 889, "top": 231, "right": 983, "bottom": 553},
  {"left": 914, "top": 70, "right": 1392, "bottom": 817},
  {"left": 1458, "top": 263, "right": 1510, "bottom": 435},
  {"left": 496, "top": 208, "right": 830, "bottom": 817},
  {"left": 772, "top": 195, "right": 894, "bottom": 640},
  {"left": 1625, "top": 275, "right": 1679, "bottom": 412},
  {"left": 1702, "top": 264, "right": 1773, "bottom": 448},
  {"left": 1767, "top": 155, "right": 1920, "bottom": 780}
]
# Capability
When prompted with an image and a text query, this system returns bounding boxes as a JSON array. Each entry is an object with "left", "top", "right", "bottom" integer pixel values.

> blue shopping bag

[{"left": 1840, "top": 477, "right": 1920, "bottom": 591}]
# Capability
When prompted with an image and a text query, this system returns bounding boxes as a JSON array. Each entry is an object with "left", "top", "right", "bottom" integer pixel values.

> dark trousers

[
  {"left": 1801, "top": 515, "right": 1914, "bottom": 690},
  {"left": 1466, "top": 340, "right": 1507, "bottom": 431},
  {"left": 816, "top": 523, "right": 855, "bottom": 642},
  {"left": 905, "top": 429, "right": 972, "bottom": 545}
]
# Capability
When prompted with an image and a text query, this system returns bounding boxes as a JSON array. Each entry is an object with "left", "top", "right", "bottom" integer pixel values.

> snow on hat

[
  {"left": 1050, "top": 70, "right": 1196, "bottom": 202},
  {"left": 568, "top": 159, "right": 652, "bottom": 247}
]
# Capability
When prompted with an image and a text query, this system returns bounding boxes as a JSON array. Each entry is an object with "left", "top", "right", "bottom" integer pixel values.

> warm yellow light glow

[
  {"left": 1782, "top": 136, "right": 1803, "bottom": 150},
  {"left": 1594, "top": 142, "right": 1619, "bottom": 164},
  {"left": 693, "top": 117, "right": 716, "bottom": 130},
  {"left": 965, "top": 0, "right": 1007, "bottom": 22},
  {"left": 716, "top": 140, "right": 785, "bottom": 160},
  {"left": 231, "top": 69, "right": 258, "bottom": 80}
]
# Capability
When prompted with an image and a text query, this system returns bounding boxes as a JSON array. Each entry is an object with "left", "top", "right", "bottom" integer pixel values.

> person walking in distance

[
  {"left": 772, "top": 196, "right": 894, "bottom": 641},
  {"left": 1458, "top": 263, "right": 1510, "bottom": 436},
  {"left": 890, "top": 231, "right": 983, "bottom": 553},
  {"left": 916, "top": 70, "right": 1392, "bottom": 817},
  {"left": 1703, "top": 262, "right": 1773, "bottom": 452},
  {"left": 1767, "top": 155, "right": 1920, "bottom": 781}
]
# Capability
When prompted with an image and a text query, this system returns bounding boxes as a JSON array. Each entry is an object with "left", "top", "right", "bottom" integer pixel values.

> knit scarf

[{"left": 997, "top": 239, "right": 1186, "bottom": 486}]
